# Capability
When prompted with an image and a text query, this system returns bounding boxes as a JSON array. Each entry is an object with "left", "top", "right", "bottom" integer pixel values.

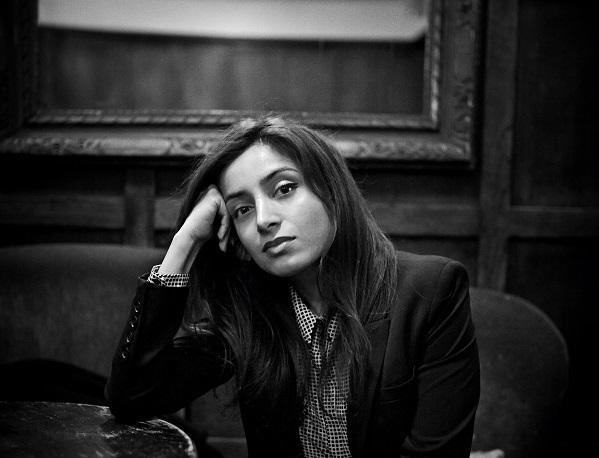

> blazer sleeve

[
  {"left": 401, "top": 260, "right": 480, "bottom": 457},
  {"left": 104, "top": 276, "right": 234, "bottom": 420}
]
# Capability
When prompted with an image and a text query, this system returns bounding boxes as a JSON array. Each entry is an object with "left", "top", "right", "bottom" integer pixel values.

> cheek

[
  {"left": 234, "top": 223, "right": 259, "bottom": 254},
  {"left": 302, "top": 201, "right": 333, "bottom": 245}
]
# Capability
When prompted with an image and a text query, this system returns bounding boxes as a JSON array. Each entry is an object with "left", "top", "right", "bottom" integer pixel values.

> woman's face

[{"left": 219, "top": 142, "right": 334, "bottom": 279}]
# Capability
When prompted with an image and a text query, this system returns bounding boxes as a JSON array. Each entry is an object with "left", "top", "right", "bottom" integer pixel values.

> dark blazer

[{"left": 105, "top": 251, "right": 480, "bottom": 458}]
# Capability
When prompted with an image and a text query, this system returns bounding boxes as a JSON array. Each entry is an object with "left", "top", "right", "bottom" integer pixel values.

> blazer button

[
  {"left": 125, "top": 333, "right": 133, "bottom": 344},
  {"left": 120, "top": 350, "right": 129, "bottom": 359}
]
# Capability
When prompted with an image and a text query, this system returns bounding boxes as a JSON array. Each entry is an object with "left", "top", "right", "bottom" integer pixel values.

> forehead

[{"left": 219, "top": 143, "right": 298, "bottom": 192}]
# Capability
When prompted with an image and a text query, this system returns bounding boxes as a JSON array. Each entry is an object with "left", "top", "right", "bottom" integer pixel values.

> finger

[
  {"left": 194, "top": 186, "right": 211, "bottom": 209},
  {"left": 216, "top": 195, "right": 229, "bottom": 238},
  {"left": 219, "top": 225, "right": 230, "bottom": 253},
  {"left": 216, "top": 196, "right": 230, "bottom": 252}
]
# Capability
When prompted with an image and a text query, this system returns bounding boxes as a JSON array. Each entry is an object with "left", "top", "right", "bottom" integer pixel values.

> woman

[{"left": 106, "top": 116, "right": 480, "bottom": 458}]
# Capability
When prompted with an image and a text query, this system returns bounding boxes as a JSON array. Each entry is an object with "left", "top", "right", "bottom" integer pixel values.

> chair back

[
  {"left": 470, "top": 287, "right": 568, "bottom": 458},
  {"left": 0, "top": 243, "right": 164, "bottom": 377}
]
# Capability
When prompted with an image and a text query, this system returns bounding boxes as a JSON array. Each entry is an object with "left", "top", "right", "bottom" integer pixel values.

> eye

[
  {"left": 274, "top": 182, "right": 298, "bottom": 197},
  {"left": 234, "top": 205, "right": 253, "bottom": 219}
]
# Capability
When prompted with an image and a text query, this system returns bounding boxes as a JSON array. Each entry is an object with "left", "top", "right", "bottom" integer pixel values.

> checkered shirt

[
  {"left": 148, "top": 264, "right": 190, "bottom": 287},
  {"left": 148, "top": 266, "right": 352, "bottom": 457},
  {"left": 290, "top": 286, "right": 352, "bottom": 458}
]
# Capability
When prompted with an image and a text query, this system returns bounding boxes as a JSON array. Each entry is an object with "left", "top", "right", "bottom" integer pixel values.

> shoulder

[
  {"left": 389, "top": 250, "right": 470, "bottom": 329},
  {"left": 388, "top": 250, "right": 472, "bottom": 345},
  {"left": 393, "top": 250, "right": 469, "bottom": 300}
]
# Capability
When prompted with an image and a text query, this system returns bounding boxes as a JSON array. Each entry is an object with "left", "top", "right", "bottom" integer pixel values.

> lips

[{"left": 262, "top": 236, "right": 296, "bottom": 252}]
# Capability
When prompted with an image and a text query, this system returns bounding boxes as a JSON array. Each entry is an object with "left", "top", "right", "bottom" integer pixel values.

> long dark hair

[{"left": 177, "top": 116, "right": 398, "bottom": 421}]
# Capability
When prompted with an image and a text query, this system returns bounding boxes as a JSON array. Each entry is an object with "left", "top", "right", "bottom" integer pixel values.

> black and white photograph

[{"left": 0, "top": 1, "right": 597, "bottom": 457}]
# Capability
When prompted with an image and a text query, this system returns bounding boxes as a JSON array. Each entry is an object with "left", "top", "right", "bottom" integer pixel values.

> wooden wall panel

[
  {"left": 502, "top": 1, "right": 599, "bottom": 454},
  {"left": 0, "top": 1, "right": 22, "bottom": 137},
  {"left": 0, "top": 226, "right": 123, "bottom": 246},
  {"left": 124, "top": 168, "right": 155, "bottom": 246},
  {"left": 155, "top": 166, "right": 190, "bottom": 197},
  {"left": 0, "top": 156, "right": 125, "bottom": 195},
  {"left": 476, "top": 0, "right": 518, "bottom": 291},
  {"left": 512, "top": 1, "right": 599, "bottom": 207},
  {"left": 355, "top": 168, "right": 479, "bottom": 204}
]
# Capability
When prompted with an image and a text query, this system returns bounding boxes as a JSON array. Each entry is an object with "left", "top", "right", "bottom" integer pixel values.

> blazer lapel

[{"left": 348, "top": 317, "right": 390, "bottom": 458}]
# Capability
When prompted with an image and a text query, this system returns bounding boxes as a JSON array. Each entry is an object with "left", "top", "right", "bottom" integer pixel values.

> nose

[{"left": 255, "top": 198, "right": 280, "bottom": 234}]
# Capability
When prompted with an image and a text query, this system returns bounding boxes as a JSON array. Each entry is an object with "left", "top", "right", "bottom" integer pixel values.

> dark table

[{"left": 0, "top": 401, "right": 197, "bottom": 457}]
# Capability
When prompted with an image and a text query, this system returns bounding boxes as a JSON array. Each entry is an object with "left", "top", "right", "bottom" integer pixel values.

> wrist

[
  {"left": 159, "top": 230, "right": 203, "bottom": 275},
  {"left": 172, "top": 229, "right": 203, "bottom": 249}
]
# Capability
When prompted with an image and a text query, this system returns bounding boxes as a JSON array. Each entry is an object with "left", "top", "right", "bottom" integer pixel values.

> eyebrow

[{"left": 223, "top": 166, "right": 298, "bottom": 203}]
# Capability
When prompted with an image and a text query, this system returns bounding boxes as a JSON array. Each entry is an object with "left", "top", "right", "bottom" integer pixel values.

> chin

[
  {"left": 261, "top": 263, "right": 304, "bottom": 278},
  {"left": 256, "top": 254, "right": 317, "bottom": 278}
]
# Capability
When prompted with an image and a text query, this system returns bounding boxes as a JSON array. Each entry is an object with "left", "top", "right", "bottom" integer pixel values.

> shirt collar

[{"left": 289, "top": 284, "right": 338, "bottom": 345}]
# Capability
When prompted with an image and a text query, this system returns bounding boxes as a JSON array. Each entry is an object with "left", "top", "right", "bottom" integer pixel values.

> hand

[
  {"left": 159, "top": 186, "right": 231, "bottom": 275},
  {"left": 178, "top": 185, "right": 231, "bottom": 252}
]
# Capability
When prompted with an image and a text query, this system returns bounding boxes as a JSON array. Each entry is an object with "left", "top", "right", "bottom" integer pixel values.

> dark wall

[{"left": 508, "top": 0, "right": 599, "bottom": 453}]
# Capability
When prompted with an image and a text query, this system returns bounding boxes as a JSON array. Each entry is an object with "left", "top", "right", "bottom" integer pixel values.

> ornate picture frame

[{"left": 1, "top": 0, "right": 482, "bottom": 164}]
